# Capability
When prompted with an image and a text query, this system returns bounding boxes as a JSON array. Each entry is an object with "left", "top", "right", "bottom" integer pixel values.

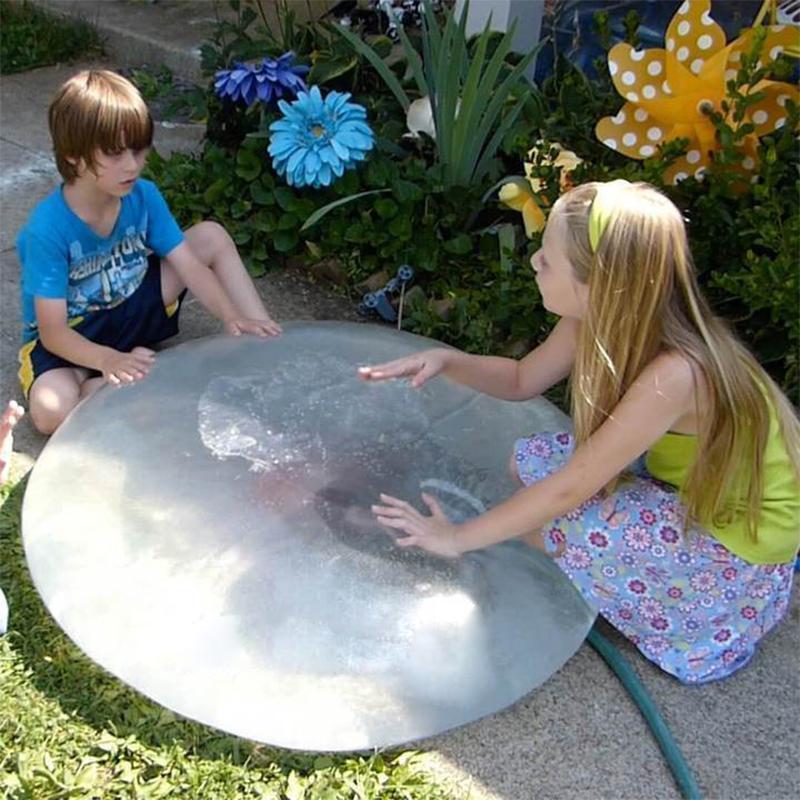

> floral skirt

[{"left": 514, "top": 431, "right": 795, "bottom": 684}]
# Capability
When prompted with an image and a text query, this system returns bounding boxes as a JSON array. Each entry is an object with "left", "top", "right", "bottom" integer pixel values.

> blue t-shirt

[{"left": 17, "top": 178, "right": 184, "bottom": 343}]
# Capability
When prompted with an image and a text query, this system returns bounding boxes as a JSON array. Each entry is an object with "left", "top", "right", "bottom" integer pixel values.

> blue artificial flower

[
  {"left": 268, "top": 86, "right": 375, "bottom": 188},
  {"left": 214, "top": 52, "right": 309, "bottom": 107}
]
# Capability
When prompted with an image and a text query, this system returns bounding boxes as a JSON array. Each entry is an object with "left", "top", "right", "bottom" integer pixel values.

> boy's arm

[
  {"left": 35, "top": 298, "right": 154, "bottom": 384},
  {"left": 163, "top": 241, "right": 276, "bottom": 336}
]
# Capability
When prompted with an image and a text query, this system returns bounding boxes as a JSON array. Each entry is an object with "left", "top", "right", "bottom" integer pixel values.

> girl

[{"left": 359, "top": 180, "right": 800, "bottom": 684}]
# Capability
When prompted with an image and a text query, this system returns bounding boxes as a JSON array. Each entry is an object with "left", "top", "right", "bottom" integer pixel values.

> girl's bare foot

[{"left": 0, "top": 401, "right": 25, "bottom": 485}]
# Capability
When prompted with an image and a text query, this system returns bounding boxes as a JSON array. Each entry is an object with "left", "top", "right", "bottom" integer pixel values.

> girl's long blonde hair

[{"left": 555, "top": 181, "right": 800, "bottom": 538}]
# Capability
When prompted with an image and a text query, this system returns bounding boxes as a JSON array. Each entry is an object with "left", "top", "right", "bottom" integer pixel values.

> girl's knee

[{"left": 508, "top": 451, "right": 523, "bottom": 486}]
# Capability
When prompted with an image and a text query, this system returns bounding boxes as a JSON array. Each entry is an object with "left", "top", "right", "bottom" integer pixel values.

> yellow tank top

[{"left": 645, "top": 411, "right": 800, "bottom": 565}]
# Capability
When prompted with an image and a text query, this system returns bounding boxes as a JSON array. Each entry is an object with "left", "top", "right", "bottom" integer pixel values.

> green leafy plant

[
  {"left": 149, "top": 2, "right": 798, "bottom": 400},
  {"left": 336, "top": 0, "right": 543, "bottom": 188},
  {"left": 0, "top": 0, "right": 103, "bottom": 75}
]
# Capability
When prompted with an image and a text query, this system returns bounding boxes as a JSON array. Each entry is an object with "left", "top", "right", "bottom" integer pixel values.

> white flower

[{"left": 405, "top": 96, "right": 437, "bottom": 140}]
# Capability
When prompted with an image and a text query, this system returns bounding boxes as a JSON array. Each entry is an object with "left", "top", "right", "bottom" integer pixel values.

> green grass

[
  {"left": 0, "top": 469, "right": 455, "bottom": 799},
  {"left": 0, "top": 0, "right": 104, "bottom": 75}
]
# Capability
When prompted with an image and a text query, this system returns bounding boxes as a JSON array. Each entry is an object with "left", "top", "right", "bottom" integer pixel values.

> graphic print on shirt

[{"left": 66, "top": 225, "right": 148, "bottom": 318}]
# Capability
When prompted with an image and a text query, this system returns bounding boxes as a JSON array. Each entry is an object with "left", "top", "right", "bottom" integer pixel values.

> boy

[{"left": 16, "top": 69, "right": 281, "bottom": 435}]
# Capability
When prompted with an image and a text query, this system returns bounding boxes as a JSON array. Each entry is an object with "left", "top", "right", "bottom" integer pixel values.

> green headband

[{"left": 588, "top": 180, "right": 631, "bottom": 253}]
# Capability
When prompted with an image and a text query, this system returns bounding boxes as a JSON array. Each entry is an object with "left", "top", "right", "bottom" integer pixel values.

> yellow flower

[
  {"left": 595, "top": 0, "right": 799, "bottom": 184},
  {"left": 500, "top": 142, "right": 583, "bottom": 237},
  {"left": 524, "top": 142, "right": 583, "bottom": 192},
  {"left": 498, "top": 180, "right": 546, "bottom": 236}
]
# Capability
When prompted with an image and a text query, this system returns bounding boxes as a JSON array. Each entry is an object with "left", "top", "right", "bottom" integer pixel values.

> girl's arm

[
  {"left": 373, "top": 350, "right": 697, "bottom": 555},
  {"left": 360, "top": 316, "right": 579, "bottom": 401}
]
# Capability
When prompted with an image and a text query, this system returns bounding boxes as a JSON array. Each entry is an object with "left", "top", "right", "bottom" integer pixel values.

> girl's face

[{"left": 530, "top": 211, "right": 589, "bottom": 319}]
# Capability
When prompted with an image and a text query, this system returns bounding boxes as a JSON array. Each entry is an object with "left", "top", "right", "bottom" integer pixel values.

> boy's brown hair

[{"left": 48, "top": 70, "right": 153, "bottom": 182}]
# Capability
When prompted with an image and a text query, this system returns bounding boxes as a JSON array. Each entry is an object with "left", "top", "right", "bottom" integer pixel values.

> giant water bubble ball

[{"left": 23, "top": 323, "right": 594, "bottom": 750}]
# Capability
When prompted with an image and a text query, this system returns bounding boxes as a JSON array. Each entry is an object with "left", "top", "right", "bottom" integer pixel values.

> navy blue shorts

[{"left": 19, "top": 254, "right": 185, "bottom": 396}]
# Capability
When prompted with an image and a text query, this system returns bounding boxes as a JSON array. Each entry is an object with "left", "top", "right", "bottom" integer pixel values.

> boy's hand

[
  {"left": 224, "top": 317, "right": 282, "bottom": 337},
  {"left": 100, "top": 347, "right": 155, "bottom": 385}
]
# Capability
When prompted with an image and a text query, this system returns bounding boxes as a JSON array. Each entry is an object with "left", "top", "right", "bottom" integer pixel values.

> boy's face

[
  {"left": 530, "top": 211, "right": 589, "bottom": 320},
  {"left": 72, "top": 146, "right": 149, "bottom": 196}
]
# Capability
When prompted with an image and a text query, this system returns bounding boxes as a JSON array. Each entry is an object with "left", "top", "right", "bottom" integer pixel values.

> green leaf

[
  {"left": 202, "top": 178, "right": 227, "bottom": 205},
  {"left": 251, "top": 212, "right": 276, "bottom": 233},
  {"left": 277, "top": 212, "right": 299, "bottom": 230},
  {"left": 250, "top": 182, "right": 275, "bottom": 205},
  {"left": 375, "top": 198, "right": 399, "bottom": 219},
  {"left": 392, "top": 179, "right": 423, "bottom": 203},
  {"left": 443, "top": 233, "right": 472, "bottom": 254},
  {"left": 307, "top": 55, "right": 358, "bottom": 85},
  {"left": 273, "top": 230, "right": 299, "bottom": 252},
  {"left": 286, "top": 771, "right": 306, "bottom": 800},
  {"left": 334, "top": 23, "right": 410, "bottom": 110},
  {"left": 497, "top": 224, "right": 516, "bottom": 272},
  {"left": 300, "top": 189, "right": 390, "bottom": 231},
  {"left": 273, "top": 186, "right": 295, "bottom": 211},
  {"left": 396, "top": 23, "right": 429, "bottom": 97},
  {"left": 371, "top": 35, "right": 394, "bottom": 58},
  {"left": 230, "top": 199, "right": 250, "bottom": 218},
  {"left": 344, "top": 223, "right": 364, "bottom": 242},
  {"left": 235, "top": 147, "right": 262, "bottom": 181},
  {"left": 388, "top": 215, "right": 412, "bottom": 239}
]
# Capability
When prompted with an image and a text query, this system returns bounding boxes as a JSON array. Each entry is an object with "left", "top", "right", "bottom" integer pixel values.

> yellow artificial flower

[
  {"left": 525, "top": 143, "right": 583, "bottom": 192},
  {"left": 595, "top": 0, "right": 799, "bottom": 184},
  {"left": 500, "top": 143, "right": 583, "bottom": 237},
  {"left": 499, "top": 180, "right": 547, "bottom": 236}
]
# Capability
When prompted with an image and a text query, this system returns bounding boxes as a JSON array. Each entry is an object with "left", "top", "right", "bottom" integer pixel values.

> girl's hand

[
  {"left": 358, "top": 349, "right": 448, "bottom": 388},
  {"left": 225, "top": 317, "right": 282, "bottom": 337},
  {"left": 100, "top": 347, "right": 155, "bottom": 385},
  {"left": 371, "top": 492, "right": 463, "bottom": 557}
]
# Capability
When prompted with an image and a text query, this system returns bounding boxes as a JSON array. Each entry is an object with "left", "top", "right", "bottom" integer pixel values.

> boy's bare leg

[
  {"left": 0, "top": 401, "right": 25, "bottom": 484},
  {"left": 172, "top": 221, "right": 271, "bottom": 320},
  {"left": 28, "top": 367, "right": 89, "bottom": 435},
  {"left": 79, "top": 377, "right": 105, "bottom": 399}
]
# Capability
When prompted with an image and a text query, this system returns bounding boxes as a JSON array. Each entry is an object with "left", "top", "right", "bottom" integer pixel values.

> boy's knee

[
  {"left": 193, "top": 220, "right": 231, "bottom": 249},
  {"left": 29, "top": 385, "right": 79, "bottom": 435},
  {"left": 30, "top": 407, "right": 68, "bottom": 435}
]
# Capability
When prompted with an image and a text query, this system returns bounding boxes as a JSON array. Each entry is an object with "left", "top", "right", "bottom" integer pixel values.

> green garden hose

[{"left": 586, "top": 626, "right": 703, "bottom": 800}]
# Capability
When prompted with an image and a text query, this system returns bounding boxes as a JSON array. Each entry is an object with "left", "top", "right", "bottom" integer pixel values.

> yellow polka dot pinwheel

[{"left": 595, "top": 0, "right": 799, "bottom": 184}]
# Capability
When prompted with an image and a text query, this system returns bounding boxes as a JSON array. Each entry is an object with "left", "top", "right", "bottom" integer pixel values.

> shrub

[
  {"left": 148, "top": 3, "right": 798, "bottom": 399},
  {"left": 0, "top": 0, "right": 103, "bottom": 75}
]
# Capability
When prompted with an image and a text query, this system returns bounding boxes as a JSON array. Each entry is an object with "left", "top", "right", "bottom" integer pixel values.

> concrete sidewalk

[{"left": 1, "top": 4, "right": 798, "bottom": 799}]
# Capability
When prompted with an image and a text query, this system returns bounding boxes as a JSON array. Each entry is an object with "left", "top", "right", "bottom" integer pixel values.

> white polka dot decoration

[
  {"left": 606, "top": 44, "right": 671, "bottom": 107},
  {"left": 747, "top": 83, "right": 800, "bottom": 137}
]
